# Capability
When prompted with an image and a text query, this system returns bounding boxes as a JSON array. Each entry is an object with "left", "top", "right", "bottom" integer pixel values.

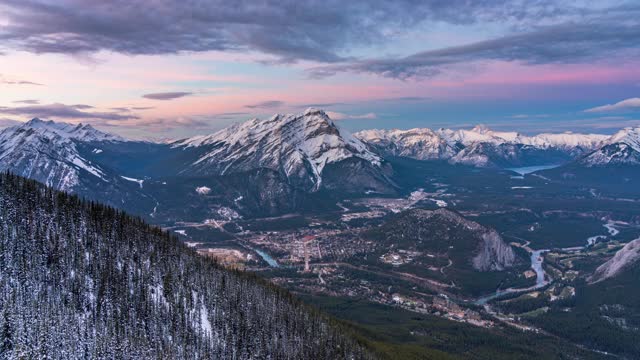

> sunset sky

[{"left": 1, "top": 0, "right": 640, "bottom": 139}]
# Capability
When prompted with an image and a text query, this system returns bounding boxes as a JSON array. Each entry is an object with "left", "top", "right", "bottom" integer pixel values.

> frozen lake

[{"left": 506, "top": 164, "right": 561, "bottom": 176}]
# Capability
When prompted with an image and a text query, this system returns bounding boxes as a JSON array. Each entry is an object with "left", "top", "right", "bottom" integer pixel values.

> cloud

[
  {"left": 297, "top": 102, "right": 347, "bottom": 108},
  {"left": 12, "top": 99, "right": 39, "bottom": 104},
  {"left": 105, "top": 116, "right": 211, "bottom": 132},
  {"left": 70, "top": 104, "right": 94, "bottom": 109},
  {"left": 0, "top": 74, "right": 44, "bottom": 86},
  {"left": 309, "top": 8, "right": 640, "bottom": 79},
  {"left": 326, "top": 111, "right": 376, "bottom": 120},
  {"left": 245, "top": 100, "right": 285, "bottom": 109},
  {"left": 131, "top": 106, "right": 154, "bottom": 110},
  {"left": 509, "top": 114, "right": 550, "bottom": 119},
  {"left": 0, "top": 1, "right": 583, "bottom": 63},
  {"left": 0, "top": 103, "right": 137, "bottom": 120},
  {"left": 212, "top": 112, "right": 250, "bottom": 120},
  {"left": 383, "top": 96, "right": 430, "bottom": 102},
  {"left": 142, "top": 92, "right": 192, "bottom": 100},
  {"left": 585, "top": 98, "right": 640, "bottom": 113}
]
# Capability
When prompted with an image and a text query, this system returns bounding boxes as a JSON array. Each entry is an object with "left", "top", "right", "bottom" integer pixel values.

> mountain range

[
  {"left": 355, "top": 125, "right": 640, "bottom": 168},
  {"left": 0, "top": 109, "right": 638, "bottom": 221}
]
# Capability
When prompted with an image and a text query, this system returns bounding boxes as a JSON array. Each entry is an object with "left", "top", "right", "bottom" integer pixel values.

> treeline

[{"left": 0, "top": 173, "right": 372, "bottom": 359}]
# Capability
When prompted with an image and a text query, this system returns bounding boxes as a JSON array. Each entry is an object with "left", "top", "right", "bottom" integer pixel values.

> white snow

[
  {"left": 0, "top": 118, "right": 127, "bottom": 191},
  {"left": 71, "top": 155, "right": 106, "bottom": 180},
  {"left": 199, "top": 300, "right": 212, "bottom": 337},
  {"left": 175, "top": 230, "right": 187, "bottom": 236},
  {"left": 121, "top": 176, "right": 144, "bottom": 188},
  {"left": 433, "top": 199, "right": 448, "bottom": 207},
  {"left": 196, "top": 186, "right": 211, "bottom": 195}
]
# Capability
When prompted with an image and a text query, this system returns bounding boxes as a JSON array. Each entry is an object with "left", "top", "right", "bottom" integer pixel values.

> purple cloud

[
  {"left": 142, "top": 92, "right": 192, "bottom": 100},
  {"left": 0, "top": 103, "right": 138, "bottom": 120}
]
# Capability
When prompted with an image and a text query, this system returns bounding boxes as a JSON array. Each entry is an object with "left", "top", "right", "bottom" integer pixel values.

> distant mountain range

[
  {"left": 0, "top": 110, "right": 638, "bottom": 221},
  {"left": 355, "top": 125, "right": 640, "bottom": 168}
]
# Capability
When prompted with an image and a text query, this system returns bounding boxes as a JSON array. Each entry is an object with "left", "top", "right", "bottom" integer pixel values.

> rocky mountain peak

[
  {"left": 13, "top": 117, "right": 124, "bottom": 143},
  {"left": 579, "top": 127, "right": 640, "bottom": 166},
  {"left": 173, "top": 109, "right": 387, "bottom": 192}
]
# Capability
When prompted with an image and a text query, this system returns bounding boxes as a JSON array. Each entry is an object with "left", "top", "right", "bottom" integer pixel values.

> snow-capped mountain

[
  {"left": 355, "top": 128, "right": 461, "bottom": 160},
  {"left": 579, "top": 127, "right": 640, "bottom": 166},
  {"left": 0, "top": 118, "right": 123, "bottom": 190},
  {"left": 173, "top": 108, "right": 395, "bottom": 194},
  {"left": 0, "top": 118, "right": 153, "bottom": 210},
  {"left": 356, "top": 125, "right": 608, "bottom": 167}
]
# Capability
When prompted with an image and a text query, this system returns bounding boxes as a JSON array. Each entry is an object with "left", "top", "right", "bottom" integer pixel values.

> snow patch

[
  {"left": 121, "top": 176, "right": 144, "bottom": 188},
  {"left": 195, "top": 186, "right": 211, "bottom": 195}
]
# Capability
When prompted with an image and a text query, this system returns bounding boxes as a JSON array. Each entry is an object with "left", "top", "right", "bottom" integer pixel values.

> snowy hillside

[{"left": 0, "top": 173, "right": 370, "bottom": 359}]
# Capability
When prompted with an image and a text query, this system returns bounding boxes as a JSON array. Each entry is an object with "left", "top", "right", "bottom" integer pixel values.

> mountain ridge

[
  {"left": 172, "top": 108, "right": 395, "bottom": 194},
  {"left": 355, "top": 126, "right": 611, "bottom": 167}
]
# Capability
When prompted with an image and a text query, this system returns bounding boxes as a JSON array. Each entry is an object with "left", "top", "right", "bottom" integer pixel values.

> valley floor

[{"left": 167, "top": 160, "right": 640, "bottom": 359}]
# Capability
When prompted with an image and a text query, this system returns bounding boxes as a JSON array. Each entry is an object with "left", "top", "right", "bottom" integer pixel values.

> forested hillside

[{"left": 0, "top": 173, "right": 371, "bottom": 359}]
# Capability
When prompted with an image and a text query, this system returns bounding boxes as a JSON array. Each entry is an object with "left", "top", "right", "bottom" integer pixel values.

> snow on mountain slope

[
  {"left": 590, "top": 238, "right": 640, "bottom": 283},
  {"left": 522, "top": 132, "right": 608, "bottom": 150},
  {"left": 173, "top": 108, "right": 389, "bottom": 192},
  {"left": 356, "top": 125, "right": 608, "bottom": 167},
  {"left": 355, "top": 128, "right": 461, "bottom": 160},
  {"left": 0, "top": 118, "right": 124, "bottom": 191},
  {"left": 580, "top": 127, "right": 640, "bottom": 166}
]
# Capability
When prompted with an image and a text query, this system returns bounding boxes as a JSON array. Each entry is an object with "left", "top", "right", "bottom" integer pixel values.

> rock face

[
  {"left": 472, "top": 229, "right": 517, "bottom": 271},
  {"left": 173, "top": 108, "right": 395, "bottom": 194},
  {"left": 356, "top": 125, "right": 608, "bottom": 167},
  {"left": 590, "top": 238, "right": 640, "bottom": 283}
]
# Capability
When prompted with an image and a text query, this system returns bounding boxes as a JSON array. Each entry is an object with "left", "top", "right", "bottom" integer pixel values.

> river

[
  {"left": 475, "top": 220, "right": 622, "bottom": 304},
  {"left": 475, "top": 249, "right": 549, "bottom": 305},
  {"left": 253, "top": 248, "right": 280, "bottom": 268}
]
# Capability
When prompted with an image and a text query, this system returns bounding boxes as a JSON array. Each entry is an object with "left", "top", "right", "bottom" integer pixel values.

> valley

[
  {"left": 1, "top": 113, "right": 640, "bottom": 358},
  {"left": 3, "top": 2, "right": 640, "bottom": 358},
  {"left": 164, "top": 157, "right": 640, "bottom": 358}
]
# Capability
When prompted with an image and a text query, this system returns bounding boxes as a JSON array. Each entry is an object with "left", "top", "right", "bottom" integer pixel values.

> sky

[{"left": 1, "top": 0, "right": 640, "bottom": 140}]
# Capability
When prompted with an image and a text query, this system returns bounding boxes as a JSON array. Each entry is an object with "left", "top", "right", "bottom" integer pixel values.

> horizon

[
  {"left": 1, "top": 1, "right": 640, "bottom": 138},
  {"left": 8, "top": 109, "right": 640, "bottom": 143}
]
